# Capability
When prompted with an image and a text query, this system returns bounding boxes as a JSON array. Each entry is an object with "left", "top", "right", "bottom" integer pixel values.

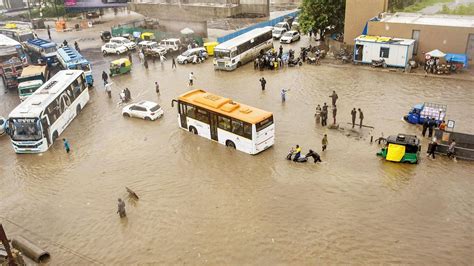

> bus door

[
  {"left": 179, "top": 102, "right": 187, "bottom": 129},
  {"left": 210, "top": 113, "right": 218, "bottom": 141}
]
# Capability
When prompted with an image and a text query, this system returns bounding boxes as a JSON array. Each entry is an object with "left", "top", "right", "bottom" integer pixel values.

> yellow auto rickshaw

[
  {"left": 141, "top": 32, "right": 156, "bottom": 41},
  {"left": 110, "top": 58, "right": 132, "bottom": 77}
]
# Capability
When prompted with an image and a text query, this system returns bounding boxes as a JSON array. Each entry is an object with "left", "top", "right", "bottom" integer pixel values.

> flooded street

[{"left": 1, "top": 31, "right": 474, "bottom": 264}]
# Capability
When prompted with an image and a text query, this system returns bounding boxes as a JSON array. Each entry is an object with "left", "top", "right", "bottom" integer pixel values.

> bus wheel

[
  {"left": 76, "top": 104, "right": 81, "bottom": 115},
  {"left": 52, "top": 131, "right": 58, "bottom": 141},
  {"left": 189, "top": 126, "right": 197, "bottom": 135},
  {"left": 226, "top": 140, "right": 236, "bottom": 149}
]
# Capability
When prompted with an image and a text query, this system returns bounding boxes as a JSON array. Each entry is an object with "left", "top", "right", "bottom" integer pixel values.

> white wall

[{"left": 359, "top": 42, "right": 410, "bottom": 67}]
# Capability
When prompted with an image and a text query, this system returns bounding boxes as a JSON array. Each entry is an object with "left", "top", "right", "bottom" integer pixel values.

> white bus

[
  {"left": 214, "top": 27, "right": 273, "bottom": 71},
  {"left": 172, "top": 89, "right": 274, "bottom": 155},
  {"left": 6, "top": 70, "right": 89, "bottom": 153}
]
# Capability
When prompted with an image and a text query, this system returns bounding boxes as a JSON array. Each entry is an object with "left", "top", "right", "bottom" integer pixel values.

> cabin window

[{"left": 380, "top": 47, "right": 390, "bottom": 58}]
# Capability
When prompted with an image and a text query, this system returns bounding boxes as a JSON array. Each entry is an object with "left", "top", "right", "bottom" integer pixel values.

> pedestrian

[
  {"left": 63, "top": 39, "right": 68, "bottom": 46},
  {"left": 427, "top": 139, "right": 438, "bottom": 159},
  {"left": 358, "top": 108, "right": 364, "bottom": 128},
  {"left": 124, "top": 88, "right": 131, "bottom": 101},
  {"left": 189, "top": 72, "right": 195, "bottom": 86},
  {"left": 259, "top": 77, "right": 266, "bottom": 91},
  {"left": 144, "top": 58, "right": 149, "bottom": 69},
  {"left": 332, "top": 105, "right": 337, "bottom": 124},
  {"left": 322, "top": 134, "right": 328, "bottom": 151},
  {"left": 306, "top": 149, "right": 322, "bottom": 163},
  {"left": 279, "top": 45, "right": 283, "bottom": 58},
  {"left": 321, "top": 103, "right": 328, "bottom": 126},
  {"left": 351, "top": 108, "right": 357, "bottom": 128},
  {"left": 160, "top": 54, "right": 166, "bottom": 65},
  {"left": 428, "top": 117, "right": 436, "bottom": 138},
  {"left": 74, "top": 41, "right": 80, "bottom": 52},
  {"left": 172, "top": 56, "right": 177, "bottom": 69},
  {"left": 139, "top": 50, "right": 145, "bottom": 64},
  {"left": 47, "top": 25, "right": 51, "bottom": 40},
  {"left": 422, "top": 118, "right": 429, "bottom": 137},
  {"left": 329, "top": 90, "right": 338, "bottom": 106},
  {"left": 117, "top": 198, "right": 126, "bottom": 218},
  {"left": 128, "top": 52, "right": 133, "bottom": 63},
  {"left": 63, "top": 138, "right": 70, "bottom": 153},
  {"left": 102, "top": 71, "right": 108, "bottom": 87},
  {"left": 315, "top": 104, "right": 321, "bottom": 124},
  {"left": 447, "top": 139, "right": 456, "bottom": 159},
  {"left": 280, "top": 88, "right": 288, "bottom": 102},
  {"left": 155, "top": 81, "right": 160, "bottom": 94},
  {"left": 309, "top": 30, "right": 313, "bottom": 39},
  {"left": 439, "top": 120, "right": 447, "bottom": 131},
  {"left": 105, "top": 82, "right": 112, "bottom": 98}
]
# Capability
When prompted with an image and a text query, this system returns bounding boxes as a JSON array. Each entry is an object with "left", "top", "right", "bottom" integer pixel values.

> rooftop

[{"left": 379, "top": 12, "right": 474, "bottom": 28}]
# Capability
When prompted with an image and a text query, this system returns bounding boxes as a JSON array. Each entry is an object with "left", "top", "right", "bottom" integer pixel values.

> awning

[
  {"left": 180, "top": 27, "right": 194, "bottom": 35},
  {"left": 445, "top": 53, "right": 468, "bottom": 68},
  {"left": 426, "top": 49, "right": 446, "bottom": 58}
]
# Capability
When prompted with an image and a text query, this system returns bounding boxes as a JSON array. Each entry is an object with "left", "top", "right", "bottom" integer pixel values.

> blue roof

[
  {"left": 27, "top": 38, "right": 56, "bottom": 48},
  {"left": 57, "top": 46, "right": 87, "bottom": 64},
  {"left": 445, "top": 53, "right": 468, "bottom": 68}
]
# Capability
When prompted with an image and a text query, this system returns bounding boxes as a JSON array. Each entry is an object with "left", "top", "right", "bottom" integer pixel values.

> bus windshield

[
  {"left": 44, "top": 47, "right": 57, "bottom": 54},
  {"left": 9, "top": 118, "right": 42, "bottom": 141},
  {"left": 214, "top": 50, "right": 230, "bottom": 59}
]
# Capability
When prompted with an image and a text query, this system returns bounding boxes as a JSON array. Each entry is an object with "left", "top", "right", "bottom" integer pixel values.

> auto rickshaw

[
  {"left": 376, "top": 134, "right": 421, "bottom": 164},
  {"left": 110, "top": 58, "right": 132, "bottom": 76},
  {"left": 141, "top": 32, "right": 156, "bottom": 41}
]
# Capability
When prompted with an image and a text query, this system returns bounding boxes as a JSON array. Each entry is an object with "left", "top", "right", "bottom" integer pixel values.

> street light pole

[{"left": 25, "top": 0, "right": 32, "bottom": 22}]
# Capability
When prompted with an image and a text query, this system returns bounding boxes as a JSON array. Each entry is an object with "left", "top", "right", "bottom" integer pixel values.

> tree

[{"left": 299, "top": 0, "right": 345, "bottom": 40}]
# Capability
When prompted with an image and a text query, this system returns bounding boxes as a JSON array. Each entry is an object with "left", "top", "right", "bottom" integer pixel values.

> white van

[{"left": 159, "top": 38, "right": 182, "bottom": 53}]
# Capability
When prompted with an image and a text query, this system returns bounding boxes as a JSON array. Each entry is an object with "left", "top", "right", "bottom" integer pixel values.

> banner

[{"left": 64, "top": 0, "right": 130, "bottom": 9}]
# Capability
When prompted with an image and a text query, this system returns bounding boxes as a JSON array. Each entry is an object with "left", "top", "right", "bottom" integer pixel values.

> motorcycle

[
  {"left": 286, "top": 150, "right": 308, "bottom": 163},
  {"left": 288, "top": 57, "right": 302, "bottom": 67},
  {"left": 372, "top": 58, "right": 387, "bottom": 68}
]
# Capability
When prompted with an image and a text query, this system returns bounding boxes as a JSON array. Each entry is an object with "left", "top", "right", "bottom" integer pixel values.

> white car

[
  {"left": 122, "top": 101, "right": 164, "bottom": 121},
  {"left": 138, "top": 41, "right": 167, "bottom": 56},
  {"left": 110, "top": 37, "right": 137, "bottom": 51},
  {"left": 101, "top": 42, "right": 128, "bottom": 55},
  {"left": 159, "top": 38, "right": 182, "bottom": 53},
  {"left": 272, "top": 28, "right": 287, "bottom": 39},
  {"left": 280, "top": 31, "right": 300, "bottom": 44},
  {"left": 177, "top": 47, "right": 208, "bottom": 64},
  {"left": 0, "top": 116, "right": 6, "bottom": 136}
]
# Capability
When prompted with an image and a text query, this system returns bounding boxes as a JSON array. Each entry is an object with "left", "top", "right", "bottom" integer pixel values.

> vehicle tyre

[
  {"left": 237, "top": 62, "right": 242, "bottom": 68},
  {"left": 52, "top": 131, "right": 58, "bottom": 141},
  {"left": 103, "top": 50, "right": 107, "bottom": 56},
  {"left": 383, "top": 63, "right": 387, "bottom": 68},
  {"left": 226, "top": 140, "right": 236, "bottom": 149},
  {"left": 76, "top": 104, "right": 81, "bottom": 115},
  {"left": 116, "top": 51, "right": 120, "bottom": 55},
  {"left": 189, "top": 126, "right": 197, "bottom": 135},
  {"left": 123, "top": 112, "right": 130, "bottom": 117},
  {"left": 145, "top": 117, "right": 152, "bottom": 121},
  {"left": 184, "top": 60, "right": 188, "bottom": 64}
]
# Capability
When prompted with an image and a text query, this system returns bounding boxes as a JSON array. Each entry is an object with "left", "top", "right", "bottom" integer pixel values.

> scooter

[
  {"left": 286, "top": 151, "right": 308, "bottom": 163},
  {"left": 372, "top": 58, "right": 387, "bottom": 68}
]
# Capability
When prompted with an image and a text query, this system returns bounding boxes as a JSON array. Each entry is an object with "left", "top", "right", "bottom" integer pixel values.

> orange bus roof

[{"left": 178, "top": 89, "right": 273, "bottom": 124}]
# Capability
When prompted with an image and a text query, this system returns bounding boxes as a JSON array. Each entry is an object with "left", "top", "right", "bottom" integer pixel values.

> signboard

[
  {"left": 447, "top": 120, "right": 455, "bottom": 130},
  {"left": 64, "top": 0, "right": 130, "bottom": 10}
]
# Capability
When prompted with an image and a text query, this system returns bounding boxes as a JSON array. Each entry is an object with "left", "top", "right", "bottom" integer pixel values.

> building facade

[{"left": 343, "top": 0, "right": 388, "bottom": 45}]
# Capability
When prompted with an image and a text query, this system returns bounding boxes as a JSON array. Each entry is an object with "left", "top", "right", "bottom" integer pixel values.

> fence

[
  {"left": 111, "top": 26, "right": 204, "bottom": 45},
  {"left": 217, "top": 10, "right": 300, "bottom": 43}
]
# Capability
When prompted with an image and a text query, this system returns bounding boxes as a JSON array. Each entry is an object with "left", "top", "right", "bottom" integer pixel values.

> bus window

[
  {"left": 195, "top": 108, "right": 209, "bottom": 124},
  {"left": 243, "top": 123, "right": 252, "bottom": 139},
  {"left": 256, "top": 116, "right": 273, "bottom": 132},
  {"left": 186, "top": 104, "right": 196, "bottom": 119},
  {"left": 218, "top": 116, "right": 231, "bottom": 131},
  {"left": 231, "top": 119, "right": 243, "bottom": 136}
]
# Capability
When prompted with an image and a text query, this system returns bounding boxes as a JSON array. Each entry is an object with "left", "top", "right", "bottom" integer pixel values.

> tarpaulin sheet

[
  {"left": 445, "top": 53, "right": 468, "bottom": 68},
  {"left": 386, "top": 144, "right": 405, "bottom": 162}
]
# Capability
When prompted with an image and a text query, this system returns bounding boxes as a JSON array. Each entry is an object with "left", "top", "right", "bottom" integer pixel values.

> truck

[
  {"left": 16, "top": 65, "right": 48, "bottom": 100},
  {"left": 403, "top": 102, "right": 447, "bottom": 125}
]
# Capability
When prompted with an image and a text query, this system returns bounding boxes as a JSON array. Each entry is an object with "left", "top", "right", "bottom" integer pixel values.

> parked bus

[
  {"left": 0, "top": 27, "right": 36, "bottom": 43},
  {"left": 214, "top": 27, "right": 273, "bottom": 71},
  {"left": 17, "top": 65, "right": 49, "bottom": 100},
  {"left": 6, "top": 70, "right": 89, "bottom": 153},
  {"left": 57, "top": 46, "right": 93, "bottom": 87},
  {"left": 24, "top": 38, "right": 57, "bottom": 66},
  {"left": 172, "top": 89, "right": 274, "bottom": 154}
]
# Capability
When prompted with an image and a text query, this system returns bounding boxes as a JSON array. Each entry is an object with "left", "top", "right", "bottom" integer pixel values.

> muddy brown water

[{"left": 1, "top": 36, "right": 473, "bottom": 264}]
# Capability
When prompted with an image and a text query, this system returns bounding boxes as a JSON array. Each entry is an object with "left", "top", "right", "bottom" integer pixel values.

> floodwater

[{"left": 1, "top": 34, "right": 474, "bottom": 264}]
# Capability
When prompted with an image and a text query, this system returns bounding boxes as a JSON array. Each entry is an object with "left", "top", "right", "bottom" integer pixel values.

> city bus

[
  {"left": 0, "top": 27, "right": 36, "bottom": 43},
  {"left": 172, "top": 89, "right": 274, "bottom": 154},
  {"left": 17, "top": 65, "right": 49, "bottom": 100},
  {"left": 24, "top": 38, "right": 57, "bottom": 66},
  {"left": 6, "top": 70, "right": 89, "bottom": 153},
  {"left": 214, "top": 27, "right": 273, "bottom": 71},
  {"left": 57, "top": 46, "right": 94, "bottom": 87}
]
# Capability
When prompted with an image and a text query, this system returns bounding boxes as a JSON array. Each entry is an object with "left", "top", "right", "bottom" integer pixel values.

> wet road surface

[{"left": 1, "top": 31, "right": 473, "bottom": 264}]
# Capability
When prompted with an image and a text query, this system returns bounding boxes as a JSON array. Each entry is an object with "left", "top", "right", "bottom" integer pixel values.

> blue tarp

[{"left": 445, "top": 53, "right": 468, "bottom": 68}]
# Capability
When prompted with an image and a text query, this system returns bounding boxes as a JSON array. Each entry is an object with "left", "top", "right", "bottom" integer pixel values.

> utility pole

[
  {"left": 25, "top": 0, "right": 32, "bottom": 22},
  {"left": 0, "top": 224, "right": 17, "bottom": 266}
]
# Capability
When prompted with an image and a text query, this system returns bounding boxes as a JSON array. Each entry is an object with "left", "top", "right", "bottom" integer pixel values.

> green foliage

[
  {"left": 438, "top": 3, "right": 474, "bottom": 15},
  {"left": 298, "top": 0, "right": 345, "bottom": 39},
  {"left": 30, "top": 4, "right": 66, "bottom": 18},
  {"left": 396, "top": 0, "right": 453, "bottom": 12}
]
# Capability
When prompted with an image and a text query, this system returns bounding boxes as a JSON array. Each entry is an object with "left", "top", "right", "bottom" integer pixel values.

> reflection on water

[{"left": 0, "top": 36, "right": 473, "bottom": 264}]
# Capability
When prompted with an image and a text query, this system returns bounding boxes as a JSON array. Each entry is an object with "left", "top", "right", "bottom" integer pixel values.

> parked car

[
  {"left": 138, "top": 41, "right": 166, "bottom": 57},
  {"left": 101, "top": 42, "right": 128, "bottom": 55},
  {"left": 280, "top": 30, "right": 300, "bottom": 44},
  {"left": 110, "top": 37, "right": 137, "bottom": 51},
  {"left": 272, "top": 28, "right": 287, "bottom": 39},
  {"left": 122, "top": 101, "right": 164, "bottom": 121},
  {"left": 177, "top": 47, "right": 208, "bottom": 64},
  {"left": 273, "top": 22, "right": 290, "bottom": 31},
  {"left": 159, "top": 38, "right": 182, "bottom": 53},
  {"left": 0, "top": 116, "right": 6, "bottom": 136}
]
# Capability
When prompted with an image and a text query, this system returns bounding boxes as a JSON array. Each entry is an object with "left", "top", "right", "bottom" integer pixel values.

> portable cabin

[{"left": 354, "top": 35, "right": 415, "bottom": 68}]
